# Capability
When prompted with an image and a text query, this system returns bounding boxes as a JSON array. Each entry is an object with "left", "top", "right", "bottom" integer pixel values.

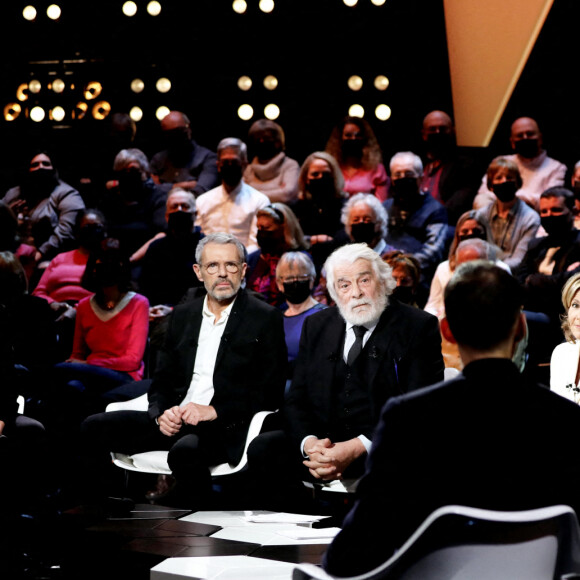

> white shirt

[
  {"left": 301, "top": 315, "right": 381, "bottom": 456},
  {"left": 195, "top": 180, "right": 270, "bottom": 253},
  {"left": 180, "top": 296, "right": 235, "bottom": 407}
]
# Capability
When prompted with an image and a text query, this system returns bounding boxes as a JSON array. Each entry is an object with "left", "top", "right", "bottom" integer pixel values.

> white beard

[{"left": 337, "top": 293, "right": 389, "bottom": 326}]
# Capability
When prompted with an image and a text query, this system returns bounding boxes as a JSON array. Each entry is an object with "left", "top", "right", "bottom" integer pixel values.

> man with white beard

[{"left": 281, "top": 243, "right": 444, "bottom": 483}]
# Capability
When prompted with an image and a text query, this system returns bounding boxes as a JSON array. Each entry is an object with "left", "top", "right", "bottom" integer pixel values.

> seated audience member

[
  {"left": 137, "top": 188, "right": 203, "bottom": 309},
  {"left": 473, "top": 116, "right": 566, "bottom": 211},
  {"left": 571, "top": 160, "right": 580, "bottom": 229},
  {"left": 424, "top": 210, "right": 506, "bottom": 320},
  {"left": 292, "top": 151, "right": 347, "bottom": 272},
  {"left": 247, "top": 243, "right": 443, "bottom": 510},
  {"left": 149, "top": 110, "right": 219, "bottom": 196},
  {"left": 32, "top": 208, "right": 108, "bottom": 359},
  {"left": 2, "top": 148, "right": 85, "bottom": 268},
  {"left": 323, "top": 261, "right": 580, "bottom": 577},
  {"left": 550, "top": 272, "right": 580, "bottom": 403},
  {"left": 97, "top": 148, "right": 167, "bottom": 257},
  {"left": 0, "top": 200, "right": 37, "bottom": 281},
  {"left": 474, "top": 156, "right": 540, "bottom": 270},
  {"left": 384, "top": 151, "right": 449, "bottom": 289},
  {"left": 313, "top": 192, "right": 393, "bottom": 305},
  {"left": 276, "top": 251, "right": 326, "bottom": 382},
  {"left": 419, "top": 110, "right": 481, "bottom": 225},
  {"left": 243, "top": 119, "right": 300, "bottom": 204},
  {"left": 81, "top": 233, "right": 287, "bottom": 508},
  {"left": 247, "top": 203, "right": 310, "bottom": 308},
  {"left": 50, "top": 237, "right": 149, "bottom": 421},
  {"left": 325, "top": 115, "right": 389, "bottom": 201},
  {"left": 0, "top": 251, "right": 58, "bottom": 408},
  {"left": 383, "top": 250, "right": 423, "bottom": 308},
  {"left": 196, "top": 137, "right": 270, "bottom": 254},
  {"left": 0, "top": 286, "right": 50, "bottom": 525}
]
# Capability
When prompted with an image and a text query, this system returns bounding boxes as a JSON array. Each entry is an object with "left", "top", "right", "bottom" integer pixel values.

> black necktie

[{"left": 347, "top": 325, "right": 367, "bottom": 366}]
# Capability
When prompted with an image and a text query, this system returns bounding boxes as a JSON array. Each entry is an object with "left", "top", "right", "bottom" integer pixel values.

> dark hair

[
  {"left": 73, "top": 208, "right": 107, "bottom": 238},
  {"left": 81, "top": 237, "right": 132, "bottom": 293},
  {"left": 444, "top": 261, "right": 523, "bottom": 350},
  {"left": 0, "top": 201, "right": 20, "bottom": 252},
  {"left": 540, "top": 186, "right": 575, "bottom": 211}
]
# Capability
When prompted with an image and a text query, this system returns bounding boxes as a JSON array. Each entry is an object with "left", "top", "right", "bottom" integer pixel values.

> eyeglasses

[{"left": 203, "top": 261, "right": 242, "bottom": 274}]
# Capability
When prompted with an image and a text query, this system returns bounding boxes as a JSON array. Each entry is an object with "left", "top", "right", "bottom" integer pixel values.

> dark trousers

[{"left": 80, "top": 409, "right": 228, "bottom": 506}]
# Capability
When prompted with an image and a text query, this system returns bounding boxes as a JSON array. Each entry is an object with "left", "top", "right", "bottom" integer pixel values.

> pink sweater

[
  {"left": 32, "top": 249, "right": 93, "bottom": 304},
  {"left": 70, "top": 292, "right": 149, "bottom": 381},
  {"left": 342, "top": 163, "right": 389, "bottom": 202}
]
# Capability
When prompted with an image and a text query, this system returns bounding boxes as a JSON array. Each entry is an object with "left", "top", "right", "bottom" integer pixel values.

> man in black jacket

[{"left": 81, "top": 233, "right": 287, "bottom": 507}]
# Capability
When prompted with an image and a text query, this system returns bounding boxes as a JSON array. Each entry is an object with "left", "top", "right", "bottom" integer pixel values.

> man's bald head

[
  {"left": 510, "top": 117, "right": 542, "bottom": 158},
  {"left": 422, "top": 110, "right": 453, "bottom": 133},
  {"left": 161, "top": 111, "right": 191, "bottom": 135}
]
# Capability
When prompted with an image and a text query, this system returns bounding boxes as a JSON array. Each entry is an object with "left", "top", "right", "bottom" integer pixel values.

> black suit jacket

[
  {"left": 324, "top": 358, "right": 580, "bottom": 577},
  {"left": 284, "top": 299, "right": 444, "bottom": 449},
  {"left": 147, "top": 288, "right": 287, "bottom": 463}
]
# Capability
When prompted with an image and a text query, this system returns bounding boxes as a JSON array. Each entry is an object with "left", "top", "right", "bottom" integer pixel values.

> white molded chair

[
  {"left": 293, "top": 504, "right": 580, "bottom": 580},
  {"left": 105, "top": 394, "right": 274, "bottom": 478}
]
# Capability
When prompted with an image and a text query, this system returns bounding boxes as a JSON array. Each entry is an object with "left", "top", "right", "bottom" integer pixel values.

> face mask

[
  {"left": 85, "top": 261, "right": 124, "bottom": 291},
  {"left": 341, "top": 139, "right": 364, "bottom": 158},
  {"left": 572, "top": 180, "right": 580, "bottom": 202},
  {"left": 513, "top": 138, "right": 539, "bottom": 159},
  {"left": 425, "top": 132, "right": 455, "bottom": 156},
  {"left": 282, "top": 279, "right": 311, "bottom": 305},
  {"left": 163, "top": 128, "right": 191, "bottom": 152},
  {"left": 541, "top": 214, "right": 572, "bottom": 238},
  {"left": 392, "top": 285, "right": 415, "bottom": 305},
  {"left": 457, "top": 231, "right": 486, "bottom": 244},
  {"left": 78, "top": 224, "right": 106, "bottom": 251},
  {"left": 219, "top": 163, "right": 243, "bottom": 187},
  {"left": 350, "top": 222, "right": 377, "bottom": 245},
  {"left": 392, "top": 177, "right": 420, "bottom": 205},
  {"left": 167, "top": 211, "right": 193, "bottom": 235},
  {"left": 307, "top": 173, "right": 335, "bottom": 198},
  {"left": 493, "top": 181, "right": 518, "bottom": 203},
  {"left": 254, "top": 141, "right": 279, "bottom": 161},
  {"left": 118, "top": 169, "right": 143, "bottom": 201},
  {"left": 257, "top": 229, "right": 284, "bottom": 254},
  {"left": 23, "top": 168, "right": 58, "bottom": 199}
]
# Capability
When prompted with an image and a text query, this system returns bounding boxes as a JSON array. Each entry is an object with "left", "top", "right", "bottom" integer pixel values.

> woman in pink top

[
  {"left": 52, "top": 237, "right": 149, "bottom": 415},
  {"left": 325, "top": 116, "right": 389, "bottom": 202}
]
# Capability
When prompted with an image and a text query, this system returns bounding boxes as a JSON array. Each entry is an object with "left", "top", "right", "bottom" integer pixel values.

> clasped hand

[
  {"left": 157, "top": 403, "right": 217, "bottom": 437},
  {"left": 303, "top": 437, "right": 366, "bottom": 482}
]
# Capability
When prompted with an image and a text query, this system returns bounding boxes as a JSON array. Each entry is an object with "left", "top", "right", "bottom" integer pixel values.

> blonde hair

[{"left": 561, "top": 273, "right": 580, "bottom": 343}]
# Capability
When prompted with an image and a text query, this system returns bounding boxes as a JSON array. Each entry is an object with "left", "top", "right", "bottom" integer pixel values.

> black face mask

[
  {"left": 541, "top": 214, "right": 572, "bottom": 238},
  {"left": 493, "top": 181, "right": 518, "bottom": 203},
  {"left": 22, "top": 168, "right": 58, "bottom": 200},
  {"left": 117, "top": 169, "right": 143, "bottom": 201},
  {"left": 350, "top": 222, "right": 377, "bottom": 245},
  {"left": 253, "top": 141, "right": 279, "bottom": 161},
  {"left": 341, "top": 139, "right": 364, "bottom": 158},
  {"left": 84, "top": 261, "right": 124, "bottom": 291},
  {"left": 392, "top": 285, "right": 415, "bottom": 305},
  {"left": 392, "top": 177, "right": 421, "bottom": 207},
  {"left": 78, "top": 224, "right": 106, "bottom": 251},
  {"left": 219, "top": 163, "right": 243, "bottom": 187},
  {"left": 513, "top": 138, "right": 540, "bottom": 159},
  {"left": 282, "top": 279, "right": 311, "bottom": 305},
  {"left": 457, "top": 231, "right": 486, "bottom": 244},
  {"left": 167, "top": 211, "right": 193, "bottom": 235},
  {"left": 257, "top": 229, "right": 284, "bottom": 254},
  {"left": 424, "top": 132, "right": 455, "bottom": 157},
  {"left": 307, "top": 173, "right": 335, "bottom": 198},
  {"left": 163, "top": 128, "right": 192, "bottom": 153}
]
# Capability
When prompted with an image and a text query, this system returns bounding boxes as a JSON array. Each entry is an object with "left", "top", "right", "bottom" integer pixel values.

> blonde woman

[{"left": 550, "top": 273, "right": 580, "bottom": 403}]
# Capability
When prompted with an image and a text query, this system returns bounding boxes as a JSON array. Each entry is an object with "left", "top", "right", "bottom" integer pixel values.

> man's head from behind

[
  {"left": 443, "top": 261, "right": 524, "bottom": 357},
  {"left": 325, "top": 243, "right": 396, "bottom": 326}
]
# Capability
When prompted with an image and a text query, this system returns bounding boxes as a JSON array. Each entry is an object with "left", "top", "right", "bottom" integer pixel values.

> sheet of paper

[
  {"left": 244, "top": 512, "right": 330, "bottom": 524},
  {"left": 211, "top": 525, "right": 335, "bottom": 545},
  {"left": 275, "top": 527, "right": 341, "bottom": 540}
]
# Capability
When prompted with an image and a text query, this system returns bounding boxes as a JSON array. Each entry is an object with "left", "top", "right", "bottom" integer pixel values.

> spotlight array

[
  {"left": 347, "top": 74, "right": 391, "bottom": 121},
  {"left": 232, "top": 0, "right": 275, "bottom": 13},
  {"left": 122, "top": 1, "right": 162, "bottom": 16},
  {"left": 343, "top": 0, "right": 387, "bottom": 5},
  {"left": 22, "top": 4, "right": 62, "bottom": 21},
  {"left": 236, "top": 74, "right": 280, "bottom": 121}
]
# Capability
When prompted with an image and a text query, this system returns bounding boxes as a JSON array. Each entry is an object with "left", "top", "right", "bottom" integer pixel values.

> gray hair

[
  {"left": 195, "top": 232, "right": 247, "bottom": 265},
  {"left": 217, "top": 137, "right": 248, "bottom": 164},
  {"left": 341, "top": 193, "right": 388, "bottom": 239},
  {"left": 167, "top": 187, "right": 196, "bottom": 212},
  {"left": 113, "top": 148, "right": 150, "bottom": 174},
  {"left": 324, "top": 242, "right": 396, "bottom": 304},
  {"left": 276, "top": 251, "right": 316, "bottom": 279},
  {"left": 456, "top": 238, "right": 497, "bottom": 262},
  {"left": 389, "top": 151, "right": 423, "bottom": 176}
]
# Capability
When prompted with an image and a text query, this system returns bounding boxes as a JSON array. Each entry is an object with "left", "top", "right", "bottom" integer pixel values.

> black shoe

[{"left": 144, "top": 474, "right": 177, "bottom": 503}]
